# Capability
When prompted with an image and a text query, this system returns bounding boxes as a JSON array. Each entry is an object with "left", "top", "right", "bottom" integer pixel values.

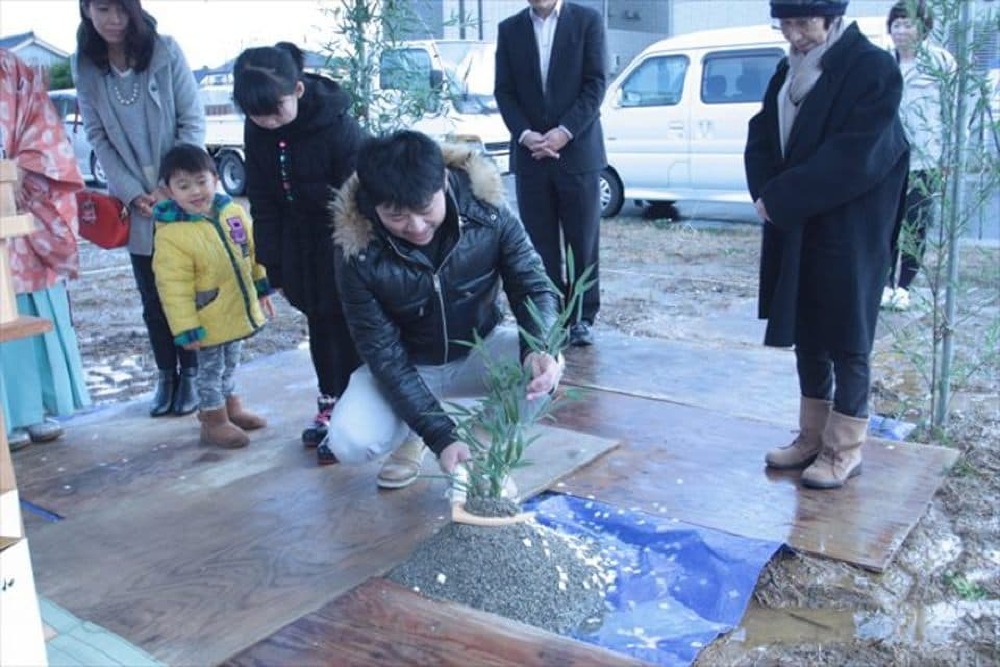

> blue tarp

[
  {"left": 868, "top": 413, "right": 917, "bottom": 441},
  {"left": 524, "top": 493, "right": 782, "bottom": 666}
]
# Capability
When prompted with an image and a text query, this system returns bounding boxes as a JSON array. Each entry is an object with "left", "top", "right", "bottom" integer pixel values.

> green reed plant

[{"left": 445, "top": 252, "right": 595, "bottom": 501}]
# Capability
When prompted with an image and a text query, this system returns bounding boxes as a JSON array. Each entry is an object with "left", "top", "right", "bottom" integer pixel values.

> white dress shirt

[{"left": 530, "top": 0, "right": 562, "bottom": 93}]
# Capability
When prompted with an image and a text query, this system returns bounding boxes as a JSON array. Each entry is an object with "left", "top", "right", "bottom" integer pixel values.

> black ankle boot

[
  {"left": 172, "top": 367, "right": 199, "bottom": 415},
  {"left": 150, "top": 370, "right": 176, "bottom": 417}
]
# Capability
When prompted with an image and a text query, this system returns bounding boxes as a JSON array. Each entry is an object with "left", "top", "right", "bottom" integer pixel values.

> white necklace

[{"left": 110, "top": 72, "right": 140, "bottom": 106}]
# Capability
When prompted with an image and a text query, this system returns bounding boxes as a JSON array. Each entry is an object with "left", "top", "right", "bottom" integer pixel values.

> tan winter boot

[
  {"left": 801, "top": 411, "right": 867, "bottom": 489},
  {"left": 765, "top": 397, "right": 832, "bottom": 469},
  {"left": 225, "top": 395, "right": 267, "bottom": 431},
  {"left": 376, "top": 436, "right": 427, "bottom": 489},
  {"left": 198, "top": 407, "right": 249, "bottom": 449}
]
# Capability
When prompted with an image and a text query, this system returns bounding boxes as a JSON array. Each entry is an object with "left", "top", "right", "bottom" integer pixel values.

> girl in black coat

[
  {"left": 744, "top": 0, "right": 909, "bottom": 490},
  {"left": 234, "top": 43, "right": 364, "bottom": 454}
]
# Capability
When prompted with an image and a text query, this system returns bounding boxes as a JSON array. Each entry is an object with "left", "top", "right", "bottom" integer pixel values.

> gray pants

[
  {"left": 196, "top": 340, "right": 243, "bottom": 410},
  {"left": 326, "top": 327, "right": 539, "bottom": 464}
]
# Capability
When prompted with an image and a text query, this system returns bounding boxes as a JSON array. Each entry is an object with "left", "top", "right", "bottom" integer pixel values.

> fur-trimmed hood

[{"left": 331, "top": 144, "right": 506, "bottom": 258}]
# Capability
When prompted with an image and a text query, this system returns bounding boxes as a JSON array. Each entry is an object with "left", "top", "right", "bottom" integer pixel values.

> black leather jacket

[{"left": 332, "top": 146, "right": 559, "bottom": 454}]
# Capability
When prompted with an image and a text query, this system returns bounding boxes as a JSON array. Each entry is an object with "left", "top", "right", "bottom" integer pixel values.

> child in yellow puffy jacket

[{"left": 152, "top": 143, "right": 275, "bottom": 448}]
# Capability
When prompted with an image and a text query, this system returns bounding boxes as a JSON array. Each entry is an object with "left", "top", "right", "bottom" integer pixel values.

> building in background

[
  {"left": 408, "top": 0, "right": 995, "bottom": 77},
  {"left": 0, "top": 31, "right": 69, "bottom": 69}
]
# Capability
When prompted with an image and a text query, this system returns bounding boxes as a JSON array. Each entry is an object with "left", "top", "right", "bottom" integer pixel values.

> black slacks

[{"left": 514, "top": 164, "right": 601, "bottom": 324}]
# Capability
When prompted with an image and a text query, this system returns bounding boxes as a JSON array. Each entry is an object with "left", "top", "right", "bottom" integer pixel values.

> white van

[
  {"left": 198, "top": 40, "right": 509, "bottom": 196},
  {"left": 379, "top": 40, "right": 510, "bottom": 172},
  {"left": 599, "top": 18, "right": 889, "bottom": 217}
]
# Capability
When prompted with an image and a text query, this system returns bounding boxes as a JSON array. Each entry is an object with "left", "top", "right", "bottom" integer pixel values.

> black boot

[
  {"left": 172, "top": 367, "right": 199, "bottom": 416},
  {"left": 150, "top": 370, "right": 176, "bottom": 417}
]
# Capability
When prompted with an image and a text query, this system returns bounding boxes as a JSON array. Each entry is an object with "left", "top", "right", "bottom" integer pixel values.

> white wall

[{"left": 441, "top": 0, "right": 522, "bottom": 41}]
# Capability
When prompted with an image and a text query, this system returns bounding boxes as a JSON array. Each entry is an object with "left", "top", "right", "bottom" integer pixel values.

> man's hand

[
  {"left": 182, "top": 341, "right": 202, "bottom": 351},
  {"left": 541, "top": 127, "right": 571, "bottom": 151},
  {"left": 522, "top": 129, "right": 560, "bottom": 161},
  {"left": 524, "top": 351, "right": 564, "bottom": 401},
  {"left": 438, "top": 441, "right": 471, "bottom": 473},
  {"left": 520, "top": 130, "right": 546, "bottom": 149}
]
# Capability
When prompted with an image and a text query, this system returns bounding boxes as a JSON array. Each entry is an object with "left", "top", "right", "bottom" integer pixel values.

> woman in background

[
  {"left": 881, "top": 0, "right": 956, "bottom": 311},
  {"left": 0, "top": 49, "right": 91, "bottom": 450},
  {"left": 233, "top": 42, "right": 364, "bottom": 464},
  {"left": 74, "top": 0, "right": 205, "bottom": 417}
]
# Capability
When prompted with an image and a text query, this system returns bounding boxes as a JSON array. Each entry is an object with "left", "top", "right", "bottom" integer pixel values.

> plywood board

[
  {"left": 13, "top": 348, "right": 618, "bottom": 665},
  {"left": 512, "top": 424, "right": 620, "bottom": 500},
  {"left": 223, "top": 578, "right": 649, "bottom": 667},
  {"left": 563, "top": 329, "right": 801, "bottom": 425},
  {"left": 552, "top": 391, "right": 958, "bottom": 571}
]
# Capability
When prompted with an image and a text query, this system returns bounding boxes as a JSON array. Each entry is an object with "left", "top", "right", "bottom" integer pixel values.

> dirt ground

[{"left": 67, "top": 208, "right": 998, "bottom": 665}]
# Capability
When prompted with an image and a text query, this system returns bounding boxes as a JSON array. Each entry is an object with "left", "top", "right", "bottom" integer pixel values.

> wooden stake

[{"left": 0, "top": 160, "right": 39, "bottom": 323}]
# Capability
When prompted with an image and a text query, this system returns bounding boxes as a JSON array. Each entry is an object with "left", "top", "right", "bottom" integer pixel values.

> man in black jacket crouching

[{"left": 321, "top": 130, "right": 562, "bottom": 489}]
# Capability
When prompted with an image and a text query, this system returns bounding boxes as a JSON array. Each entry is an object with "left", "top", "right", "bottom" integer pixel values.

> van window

[
  {"left": 380, "top": 48, "right": 434, "bottom": 92},
  {"left": 701, "top": 49, "right": 784, "bottom": 104},
  {"left": 619, "top": 55, "right": 688, "bottom": 108}
]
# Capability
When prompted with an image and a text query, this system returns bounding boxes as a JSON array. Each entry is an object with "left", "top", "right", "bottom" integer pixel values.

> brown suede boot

[
  {"left": 376, "top": 437, "right": 427, "bottom": 489},
  {"left": 801, "top": 411, "right": 867, "bottom": 489},
  {"left": 198, "top": 407, "right": 249, "bottom": 449},
  {"left": 225, "top": 396, "right": 267, "bottom": 431},
  {"left": 765, "top": 397, "right": 832, "bottom": 470}
]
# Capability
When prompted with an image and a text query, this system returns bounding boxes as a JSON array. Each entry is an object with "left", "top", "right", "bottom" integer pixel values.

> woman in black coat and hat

[{"left": 744, "top": 0, "right": 909, "bottom": 489}]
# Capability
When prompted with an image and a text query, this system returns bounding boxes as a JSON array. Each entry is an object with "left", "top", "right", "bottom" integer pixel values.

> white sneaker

[
  {"left": 891, "top": 287, "right": 910, "bottom": 311},
  {"left": 880, "top": 286, "right": 895, "bottom": 308}
]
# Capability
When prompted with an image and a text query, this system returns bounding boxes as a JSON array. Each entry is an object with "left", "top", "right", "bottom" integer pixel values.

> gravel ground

[{"left": 387, "top": 520, "right": 610, "bottom": 635}]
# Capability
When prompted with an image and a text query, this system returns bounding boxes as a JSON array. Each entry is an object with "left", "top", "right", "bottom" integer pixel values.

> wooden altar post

[
  {"left": 0, "top": 157, "right": 51, "bottom": 666},
  {"left": 0, "top": 159, "right": 39, "bottom": 323}
]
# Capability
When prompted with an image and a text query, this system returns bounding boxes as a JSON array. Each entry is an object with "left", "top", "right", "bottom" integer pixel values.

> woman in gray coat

[
  {"left": 74, "top": 0, "right": 205, "bottom": 417},
  {"left": 744, "top": 0, "right": 909, "bottom": 489}
]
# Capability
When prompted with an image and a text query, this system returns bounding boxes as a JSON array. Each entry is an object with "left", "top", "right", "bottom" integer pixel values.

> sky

[{"left": 0, "top": 0, "right": 337, "bottom": 69}]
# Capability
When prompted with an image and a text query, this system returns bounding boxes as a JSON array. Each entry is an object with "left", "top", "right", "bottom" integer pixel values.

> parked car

[
  {"left": 598, "top": 18, "right": 889, "bottom": 217},
  {"left": 375, "top": 39, "right": 511, "bottom": 172},
  {"left": 47, "top": 89, "right": 106, "bottom": 188}
]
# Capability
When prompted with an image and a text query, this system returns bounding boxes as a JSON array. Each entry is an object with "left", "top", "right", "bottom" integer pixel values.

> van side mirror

[{"left": 429, "top": 69, "right": 443, "bottom": 89}]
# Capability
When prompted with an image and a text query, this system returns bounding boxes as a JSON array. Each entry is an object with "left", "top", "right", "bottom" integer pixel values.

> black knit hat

[{"left": 770, "top": 0, "right": 849, "bottom": 18}]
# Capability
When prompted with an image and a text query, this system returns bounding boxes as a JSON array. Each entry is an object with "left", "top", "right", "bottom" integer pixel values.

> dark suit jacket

[{"left": 494, "top": 1, "right": 607, "bottom": 175}]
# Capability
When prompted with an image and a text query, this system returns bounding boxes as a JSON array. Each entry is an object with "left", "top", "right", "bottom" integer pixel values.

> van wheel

[
  {"left": 599, "top": 168, "right": 624, "bottom": 218},
  {"left": 90, "top": 152, "right": 107, "bottom": 188},
  {"left": 218, "top": 152, "right": 246, "bottom": 196}
]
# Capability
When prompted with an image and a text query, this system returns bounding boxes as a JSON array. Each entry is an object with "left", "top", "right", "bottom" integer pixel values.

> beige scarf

[{"left": 777, "top": 18, "right": 846, "bottom": 157}]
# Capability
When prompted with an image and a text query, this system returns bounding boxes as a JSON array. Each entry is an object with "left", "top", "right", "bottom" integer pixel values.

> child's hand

[
  {"left": 182, "top": 341, "right": 202, "bottom": 351},
  {"left": 259, "top": 294, "right": 276, "bottom": 319},
  {"left": 151, "top": 185, "right": 171, "bottom": 203},
  {"left": 131, "top": 193, "right": 157, "bottom": 217}
]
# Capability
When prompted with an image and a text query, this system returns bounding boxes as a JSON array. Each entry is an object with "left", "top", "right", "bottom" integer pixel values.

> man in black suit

[{"left": 495, "top": 0, "right": 607, "bottom": 347}]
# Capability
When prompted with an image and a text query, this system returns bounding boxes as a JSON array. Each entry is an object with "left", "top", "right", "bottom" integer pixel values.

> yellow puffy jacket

[{"left": 153, "top": 195, "right": 270, "bottom": 347}]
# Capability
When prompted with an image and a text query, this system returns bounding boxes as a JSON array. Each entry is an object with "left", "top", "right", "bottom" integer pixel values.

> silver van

[
  {"left": 599, "top": 18, "right": 888, "bottom": 217},
  {"left": 47, "top": 89, "right": 106, "bottom": 188}
]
